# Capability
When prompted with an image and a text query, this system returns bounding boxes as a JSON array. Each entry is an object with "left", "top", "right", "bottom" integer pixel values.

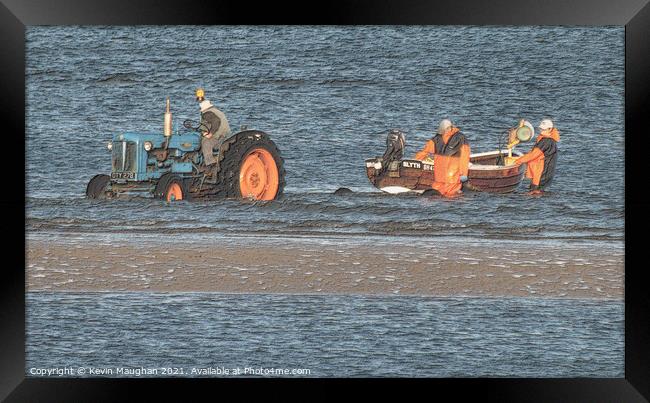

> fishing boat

[
  {"left": 365, "top": 121, "right": 536, "bottom": 194},
  {"left": 365, "top": 149, "right": 526, "bottom": 194}
]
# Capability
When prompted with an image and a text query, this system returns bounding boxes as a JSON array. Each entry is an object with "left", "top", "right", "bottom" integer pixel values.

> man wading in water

[
  {"left": 196, "top": 88, "right": 231, "bottom": 181},
  {"left": 514, "top": 119, "right": 560, "bottom": 195}
]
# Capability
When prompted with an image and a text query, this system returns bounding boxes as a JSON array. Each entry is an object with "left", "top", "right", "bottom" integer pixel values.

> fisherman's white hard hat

[
  {"left": 438, "top": 118, "right": 453, "bottom": 134},
  {"left": 199, "top": 99, "right": 214, "bottom": 112},
  {"left": 539, "top": 119, "right": 554, "bottom": 130}
]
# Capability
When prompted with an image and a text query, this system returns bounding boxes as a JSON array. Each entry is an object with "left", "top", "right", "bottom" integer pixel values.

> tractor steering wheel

[{"left": 182, "top": 119, "right": 209, "bottom": 133}]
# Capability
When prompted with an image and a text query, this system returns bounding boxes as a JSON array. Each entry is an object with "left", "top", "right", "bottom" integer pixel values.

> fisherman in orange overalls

[
  {"left": 414, "top": 119, "right": 471, "bottom": 197},
  {"left": 514, "top": 119, "right": 560, "bottom": 194}
]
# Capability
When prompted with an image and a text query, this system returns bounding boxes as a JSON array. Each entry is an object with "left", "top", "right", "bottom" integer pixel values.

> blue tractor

[{"left": 85, "top": 99, "right": 285, "bottom": 201}]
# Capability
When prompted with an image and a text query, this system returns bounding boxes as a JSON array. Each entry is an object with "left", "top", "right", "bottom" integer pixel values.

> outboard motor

[{"left": 382, "top": 129, "right": 406, "bottom": 166}]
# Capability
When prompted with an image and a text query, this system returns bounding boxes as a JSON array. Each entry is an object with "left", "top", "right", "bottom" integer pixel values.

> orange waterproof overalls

[
  {"left": 414, "top": 127, "right": 471, "bottom": 197},
  {"left": 515, "top": 128, "right": 560, "bottom": 190}
]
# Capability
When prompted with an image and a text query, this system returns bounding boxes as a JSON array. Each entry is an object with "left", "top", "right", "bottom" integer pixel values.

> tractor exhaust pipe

[
  {"left": 163, "top": 97, "right": 172, "bottom": 150},
  {"left": 164, "top": 98, "right": 172, "bottom": 137}
]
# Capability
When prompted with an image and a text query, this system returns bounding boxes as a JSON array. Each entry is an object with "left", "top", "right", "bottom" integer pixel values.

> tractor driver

[{"left": 196, "top": 88, "right": 231, "bottom": 174}]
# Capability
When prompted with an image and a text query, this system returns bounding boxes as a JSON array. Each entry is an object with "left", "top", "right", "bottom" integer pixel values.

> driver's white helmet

[{"left": 199, "top": 99, "right": 214, "bottom": 112}]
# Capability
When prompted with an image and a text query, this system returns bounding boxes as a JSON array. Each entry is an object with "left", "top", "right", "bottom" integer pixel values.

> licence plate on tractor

[{"left": 111, "top": 172, "right": 135, "bottom": 180}]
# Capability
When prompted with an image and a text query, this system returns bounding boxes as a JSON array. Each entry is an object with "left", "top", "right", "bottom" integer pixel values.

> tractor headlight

[
  {"left": 144, "top": 141, "right": 153, "bottom": 151},
  {"left": 107, "top": 141, "right": 113, "bottom": 151}
]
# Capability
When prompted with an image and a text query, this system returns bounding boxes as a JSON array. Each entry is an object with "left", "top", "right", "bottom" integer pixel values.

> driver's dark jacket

[{"left": 200, "top": 106, "right": 231, "bottom": 140}]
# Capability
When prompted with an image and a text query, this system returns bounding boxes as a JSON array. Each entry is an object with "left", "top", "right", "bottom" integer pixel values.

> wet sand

[{"left": 26, "top": 237, "right": 623, "bottom": 299}]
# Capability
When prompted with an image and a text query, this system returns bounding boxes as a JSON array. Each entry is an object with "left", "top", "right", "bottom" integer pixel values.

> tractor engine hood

[{"left": 112, "top": 132, "right": 201, "bottom": 152}]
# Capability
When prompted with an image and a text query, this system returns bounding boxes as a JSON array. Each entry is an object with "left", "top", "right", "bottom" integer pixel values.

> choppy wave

[{"left": 97, "top": 72, "right": 138, "bottom": 83}]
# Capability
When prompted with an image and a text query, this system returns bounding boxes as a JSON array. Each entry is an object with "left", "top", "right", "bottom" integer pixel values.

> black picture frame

[{"left": 2, "top": 0, "right": 648, "bottom": 400}]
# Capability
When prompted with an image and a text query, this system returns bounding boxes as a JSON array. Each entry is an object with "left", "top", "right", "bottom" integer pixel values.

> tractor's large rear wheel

[
  {"left": 213, "top": 131, "right": 285, "bottom": 200},
  {"left": 86, "top": 174, "right": 110, "bottom": 199},
  {"left": 239, "top": 148, "right": 280, "bottom": 200}
]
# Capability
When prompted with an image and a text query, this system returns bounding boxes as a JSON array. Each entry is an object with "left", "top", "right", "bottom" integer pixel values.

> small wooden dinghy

[{"left": 365, "top": 149, "right": 526, "bottom": 194}]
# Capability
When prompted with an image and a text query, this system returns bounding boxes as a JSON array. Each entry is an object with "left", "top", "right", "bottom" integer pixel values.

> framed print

[{"left": 2, "top": 0, "right": 649, "bottom": 400}]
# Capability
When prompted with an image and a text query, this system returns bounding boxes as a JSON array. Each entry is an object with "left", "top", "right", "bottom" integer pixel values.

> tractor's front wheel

[
  {"left": 154, "top": 174, "right": 188, "bottom": 202},
  {"left": 86, "top": 174, "right": 110, "bottom": 199}
]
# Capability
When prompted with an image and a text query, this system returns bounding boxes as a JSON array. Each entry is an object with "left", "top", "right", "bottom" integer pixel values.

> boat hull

[{"left": 365, "top": 149, "right": 526, "bottom": 194}]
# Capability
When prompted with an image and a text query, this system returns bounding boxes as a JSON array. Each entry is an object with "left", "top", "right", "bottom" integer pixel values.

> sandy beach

[{"left": 26, "top": 236, "right": 623, "bottom": 299}]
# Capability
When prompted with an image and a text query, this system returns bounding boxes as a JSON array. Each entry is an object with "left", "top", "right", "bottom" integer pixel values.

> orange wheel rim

[
  {"left": 166, "top": 183, "right": 183, "bottom": 202},
  {"left": 239, "top": 148, "right": 279, "bottom": 200}
]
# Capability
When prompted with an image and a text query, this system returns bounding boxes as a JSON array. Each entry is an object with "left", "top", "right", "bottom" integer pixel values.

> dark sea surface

[
  {"left": 26, "top": 292, "right": 623, "bottom": 377},
  {"left": 25, "top": 26, "right": 625, "bottom": 377},
  {"left": 26, "top": 26, "right": 624, "bottom": 244}
]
